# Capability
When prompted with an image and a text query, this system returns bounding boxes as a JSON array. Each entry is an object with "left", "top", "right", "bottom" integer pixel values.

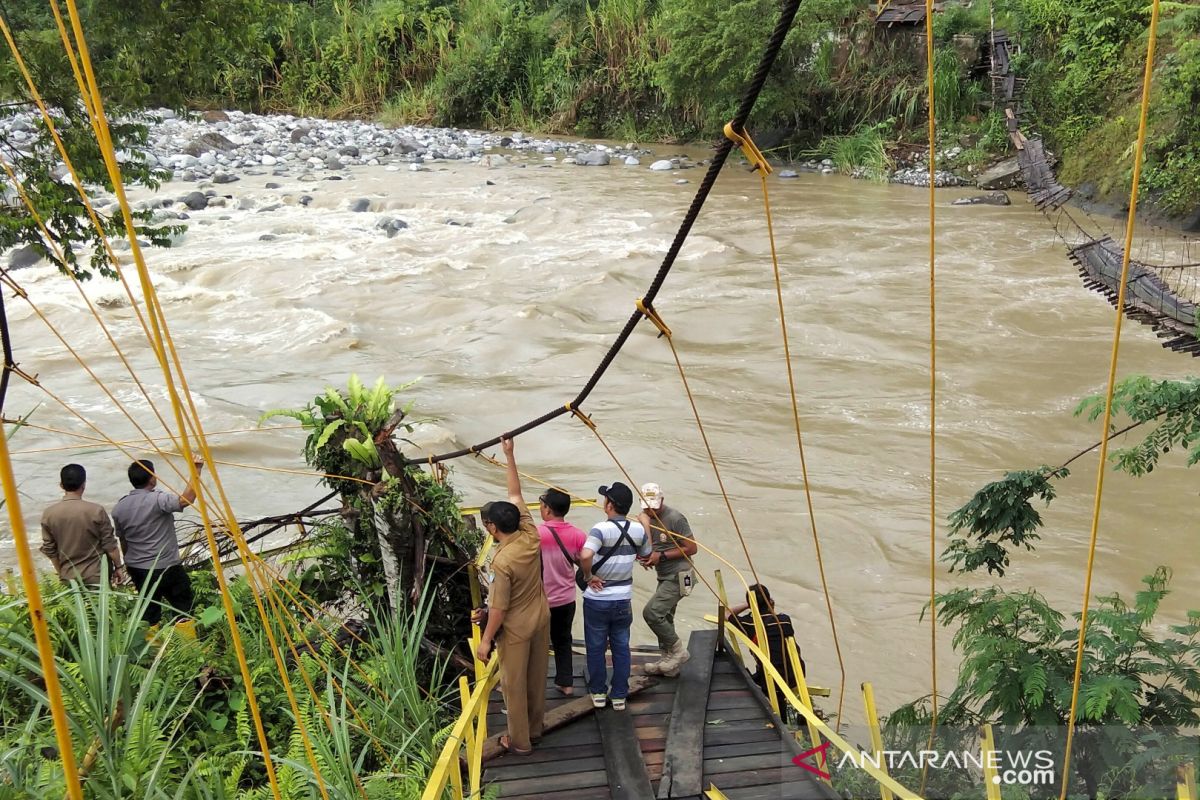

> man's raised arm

[{"left": 501, "top": 437, "right": 525, "bottom": 507}]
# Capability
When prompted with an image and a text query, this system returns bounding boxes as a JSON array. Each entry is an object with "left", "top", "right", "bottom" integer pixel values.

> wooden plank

[
  {"left": 487, "top": 753, "right": 607, "bottom": 781},
  {"left": 706, "top": 752, "right": 792, "bottom": 775},
  {"left": 704, "top": 740, "right": 792, "bottom": 760},
  {"left": 500, "top": 785, "right": 612, "bottom": 800},
  {"left": 596, "top": 705, "right": 655, "bottom": 799},
  {"left": 491, "top": 767, "right": 612, "bottom": 795},
  {"left": 658, "top": 630, "right": 717, "bottom": 799},
  {"left": 716, "top": 781, "right": 831, "bottom": 800},
  {"left": 482, "top": 674, "right": 656, "bottom": 761},
  {"left": 705, "top": 706, "right": 767, "bottom": 723}
]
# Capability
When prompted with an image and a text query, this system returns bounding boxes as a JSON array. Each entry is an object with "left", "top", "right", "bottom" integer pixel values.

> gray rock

[
  {"left": 977, "top": 157, "right": 1022, "bottom": 190},
  {"left": 575, "top": 151, "right": 610, "bottom": 167},
  {"left": 181, "top": 191, "right": 208, "bottom": 210},
  {"left": 257, "top": 203, "right": 283, "bottom": 213},
  {"left": 207, "top": 196, "right": 228, "bottom": 207},
  {"left": 499, "top": 137, "right": 513, "bottom": 147},
  {"left": 674, "top": 179, "right": 689, "bottom": 184},
  {"left": 624, "top": 156, "right": 640, "bottom": 166},
  {"left": 8, "top": 244, "right": 41, "bottom": 269},
  {"left": 376, "top": 217, "right": 409, "bottom": 238},
  {"left": 213, "top": 173, "right": 239, "bottom": 184},
  {"left": 778, "top": 170, "right": 799, "bottom": 179},
  {"left": 479, "top": 154, "right": 508, "bottom": 168},
  {"left": 339, "top": 145, "right": 359, "bottom": 158},
  {"left": 298, "top": 195, "right": 313, "bottom": 206},
  {"left": 649, "top": 159, "right": 674, "bottom": 171},
  {"left": 350, "top": 198, "right": 371, "bottom": 212},
  {"left": 183, "top": 132, "right": 236, "bottom": 156},
  {"left": 261, "top": 154, "right": 277, "bottom": 166},
  {"left": 324, "top": 156, "right": 343, "bottom": 170},
  {"left": 201, "top": 110, "right": 230, "bottom": 123},
  {"left": 952, "top": 191, "right": 1011, "bottom": 206},
  {"left": 259, "top": 234, "right": 278, "bottom": 242},
  {"left": 265, "top": 182, "right": 282, "bottom": 189},
  {"left": 290, "top": 127, "right": 311, "bottom": 143}
]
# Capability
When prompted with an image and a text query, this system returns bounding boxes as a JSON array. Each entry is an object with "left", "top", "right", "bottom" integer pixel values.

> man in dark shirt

[
  {"left": 40, "top": 464, "right": 126, "bottom": 587},
  {"left": 727, "top": 583, "right": 803, "bottom": 713},
  {"left": 112, "top": 458, "right": 202, "bottom": 625}
]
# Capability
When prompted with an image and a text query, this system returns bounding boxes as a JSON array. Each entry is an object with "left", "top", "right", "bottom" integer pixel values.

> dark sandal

[{"left": 498, "top": 734, "right": 533, "bottom": 756}]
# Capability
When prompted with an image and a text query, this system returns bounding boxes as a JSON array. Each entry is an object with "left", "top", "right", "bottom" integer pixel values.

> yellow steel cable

[
  {"left": 0, "top": 13, "right": 186, "bottom": 386},
  {"left": 8, "top": 424, "right": 303, "bottom": 456},
  {"left": 635, "top": 298, "right": 762, "bottom": 588},
  {"left": 53, "top": 5, "right": 293, "bottom": 794},
  {"left": 1059, "top": 3, "right": 1161, "bottom": 797},
  {"left": 742, "top": 143, "right": 848, "bottom": 730},
  {"left": 254, "top": 571, "right": 372, "bottom": 799},
  {"left": 0, "top": 434, "right": 84, "bottom": 800},
  {"left": 0, "top": 154, "right": 180, "bottom": 449},
  {"left": 923, "top": 0, "right": 940, "bottom": 786},
  {"left": 0, "top": 269, "right": 188, "bottom": 486}
]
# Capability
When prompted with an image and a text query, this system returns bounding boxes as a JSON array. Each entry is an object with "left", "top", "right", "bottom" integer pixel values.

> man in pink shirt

[{"left": 537, "top": 488, "right": 588, "bottom": 695}]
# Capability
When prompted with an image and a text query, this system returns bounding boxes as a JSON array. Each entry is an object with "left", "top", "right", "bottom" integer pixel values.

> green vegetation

[
  {"left": 3, "top": 0, "right": 1197, "bottom": 219},
  {"left": 859, "top": 376, "right": 1200, "bottom": 799},
  {"left": 0, "top": 573, "right": 454, "bottom": 798},
  {"left": 0, "top": 377, "right": 482, "bottom": 797}
]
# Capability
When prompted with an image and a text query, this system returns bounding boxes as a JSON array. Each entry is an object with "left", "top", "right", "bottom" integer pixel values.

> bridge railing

[{"left": 420, "top": 652, "right": 500, "bottom": 800}]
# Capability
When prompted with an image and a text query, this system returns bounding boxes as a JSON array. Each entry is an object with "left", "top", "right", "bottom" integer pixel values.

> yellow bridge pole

[
  {"left": 791, "top": 638, "right": 830, "bottom": 785},
  {"left": 1178, "top": 763, "right": 1197, "bottom": 800},
  {"left": 0, "top": 432, "right": 84, "bottom": 800},
  {"left": 861, "top": 682, "right": 894, "bottom": 800},
  {"left": 714, "top": 569, "right": 744, "bottom": 665},
  {"left": 981, "top": 724, "right": 1002, "bottom": 800},
  {"left": 747, "top": 591, "right": 780, "bottom": 718}
]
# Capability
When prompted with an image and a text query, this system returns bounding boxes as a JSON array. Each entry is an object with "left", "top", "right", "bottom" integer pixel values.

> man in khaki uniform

[
  {"left": 41, "top": 463, "right": 127, "bottom": 587},
  {"left": 473, "top": 437, "right": 550, "bottom": 755}
]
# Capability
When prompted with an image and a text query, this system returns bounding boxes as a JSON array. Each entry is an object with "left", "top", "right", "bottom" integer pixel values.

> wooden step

[
  {"left": 597, "top": 704, "right": 655, "bottom": 799},
  {"left": 658, "top": 630, "right": 718, "bottom": 798}
]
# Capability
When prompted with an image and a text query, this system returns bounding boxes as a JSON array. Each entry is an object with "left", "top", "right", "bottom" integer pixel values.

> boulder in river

[
  {"left": 952, "top": 191, "right": 1012, "bottom": 206},
  {"left": 977, "top": 156, "right": 1022, "bottom": 190},
  {"left": 181, "top": 191, "right": 208, "bottom": 210},
  {"left": 575, "top": 151, "right": 610, "bottom": 167},
  {"left": 213, "top": 173, "right": 239, "bottom": 184},
  {"left": 350, "top": 198, "right": 371, "bottom": 212},
  {"left": 649, "top": 159, "right": 674, "bottom": 171},
  {"left": 183, "top": 132, "right": 236, "bottom": 156},
  {"left": 376, "top": 217, "right": 409, "bottom": 238},
  {"left": 8, "top": 244, "right": 42, "bottom": 270}
]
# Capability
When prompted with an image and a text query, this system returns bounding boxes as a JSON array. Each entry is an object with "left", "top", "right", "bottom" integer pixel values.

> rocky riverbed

[{"left": 3, "top": 108, "right": 989, "bottom": 268}]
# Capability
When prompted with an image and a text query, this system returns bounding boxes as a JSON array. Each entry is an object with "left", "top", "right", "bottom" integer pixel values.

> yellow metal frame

[
  {"left": 1178, "top": 763, "right": 1197, "bottom": 800},
  {"left": 862, "top": 682, "right": 894, "bottom": 800},
  {"left": 420, "top": 653, "right": 501, "bottom": 800},
  {"left": 980, "top": 724, "right": 1002, "bottom": 800}
]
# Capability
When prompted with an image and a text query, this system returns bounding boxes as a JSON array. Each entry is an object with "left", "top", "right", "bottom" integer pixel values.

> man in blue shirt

[{"left": 579, "top": 482, "right": 651, "bottom": 711}]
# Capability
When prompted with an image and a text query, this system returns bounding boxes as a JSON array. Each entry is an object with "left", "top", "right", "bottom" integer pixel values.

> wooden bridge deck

[{"left": 483, "top": 630, "right": 837, "bottom": 800}]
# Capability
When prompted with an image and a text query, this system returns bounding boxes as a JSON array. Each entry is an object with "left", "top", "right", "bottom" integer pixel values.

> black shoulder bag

[{"left": 576, "top": 520, "right": 632, "bottom": 591}]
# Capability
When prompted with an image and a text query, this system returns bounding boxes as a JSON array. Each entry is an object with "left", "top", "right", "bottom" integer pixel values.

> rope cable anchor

[
  {"left": 565, "top": 403, "right": 597, "bottom": 432},
  {"left": 723, "top": 122, "right": 773, "bottom": 176},
  {"left": 635, "top": 298, "right": 672, "bottom": 339}
]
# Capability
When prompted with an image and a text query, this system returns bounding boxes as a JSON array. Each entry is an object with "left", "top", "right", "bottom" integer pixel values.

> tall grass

[
  {"left": 809, "top": 124, "right": 895, "bottom": 181},
  {"left": 0, "top": 574, "right": 454, "bottom": 798}
]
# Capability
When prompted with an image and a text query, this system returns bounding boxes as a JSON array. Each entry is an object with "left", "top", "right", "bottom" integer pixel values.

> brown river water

[{"left": 2, "top": 148, "right": 1196, "bottom": 718}]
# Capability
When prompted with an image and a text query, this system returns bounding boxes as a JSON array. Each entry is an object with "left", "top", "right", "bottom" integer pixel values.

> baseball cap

[
  {"left": 640, "top": 482, "right": 663, "bottom": 510},
  {"left": 597, "top": 482, "right": 633, "bottom": 510}
]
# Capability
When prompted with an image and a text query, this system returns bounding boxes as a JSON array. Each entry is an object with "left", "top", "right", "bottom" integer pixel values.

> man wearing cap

[
  {"left": 637, "top": 482, "right": 698, "bottom": 677},
  {"left": 472, "top": 437, "right": 551, "bottom": 755},
  {"left": 112, "top": 458, "right": 203, "bottom": 625},
  {"left": 537, "top": 487, "right": 588, "bottom": 695},
  {"left": 579, "top": 482, "right": 651, "bottom": 711}
]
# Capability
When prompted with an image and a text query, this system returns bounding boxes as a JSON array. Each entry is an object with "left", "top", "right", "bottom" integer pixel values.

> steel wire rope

[
  {"left": 396, "top": 0, "right": 802, "bottom": 467},
  {"left": 0, "top": 151, "right": 184, "bottom": 452},
  {"left": 922, "top": 0, "right": 939, "bottom": 789},
  {"left": 0, "top": 13, "right": 199, "bottom": 450},
  {"left": 53, "top": 3, "right": 322, "bottom": 794},
  {"left": 6, "top": 423, "right": 304, "bottom": 456},
  {"left": 1059, "top": 2, "right": 1162, "bottom": 797},
  {"left": 735, "top": 141, "right": 849, "bottom": 731}
]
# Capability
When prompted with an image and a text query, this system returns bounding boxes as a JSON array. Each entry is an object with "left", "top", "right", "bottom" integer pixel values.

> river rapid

[{"left": 2, "top": 132, "right": 1196, "bottom": 717}]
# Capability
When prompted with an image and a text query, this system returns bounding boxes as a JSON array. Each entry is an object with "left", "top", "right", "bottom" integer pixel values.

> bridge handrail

[
  {"left": 420, "top": 654, "right": 500, "bottom": 800},
  {"left": 717, "top": 610, "right": 925, "bottom": 800}
]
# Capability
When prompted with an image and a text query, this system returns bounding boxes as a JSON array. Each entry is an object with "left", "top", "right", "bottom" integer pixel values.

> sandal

[
  {"left": 556, "top": 685, "right": 575, "bottom": 697},
  {"left": 497, "top": 734, "right": 533, "bottom": 756}
]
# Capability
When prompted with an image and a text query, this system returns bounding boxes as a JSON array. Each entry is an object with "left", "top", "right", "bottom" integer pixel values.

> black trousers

[
  {"left": 549, "top": 601, "right": 576, "bottom": 688},
  {"left": 127, "top": 564, "right": 194, "bottom": 626}
]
